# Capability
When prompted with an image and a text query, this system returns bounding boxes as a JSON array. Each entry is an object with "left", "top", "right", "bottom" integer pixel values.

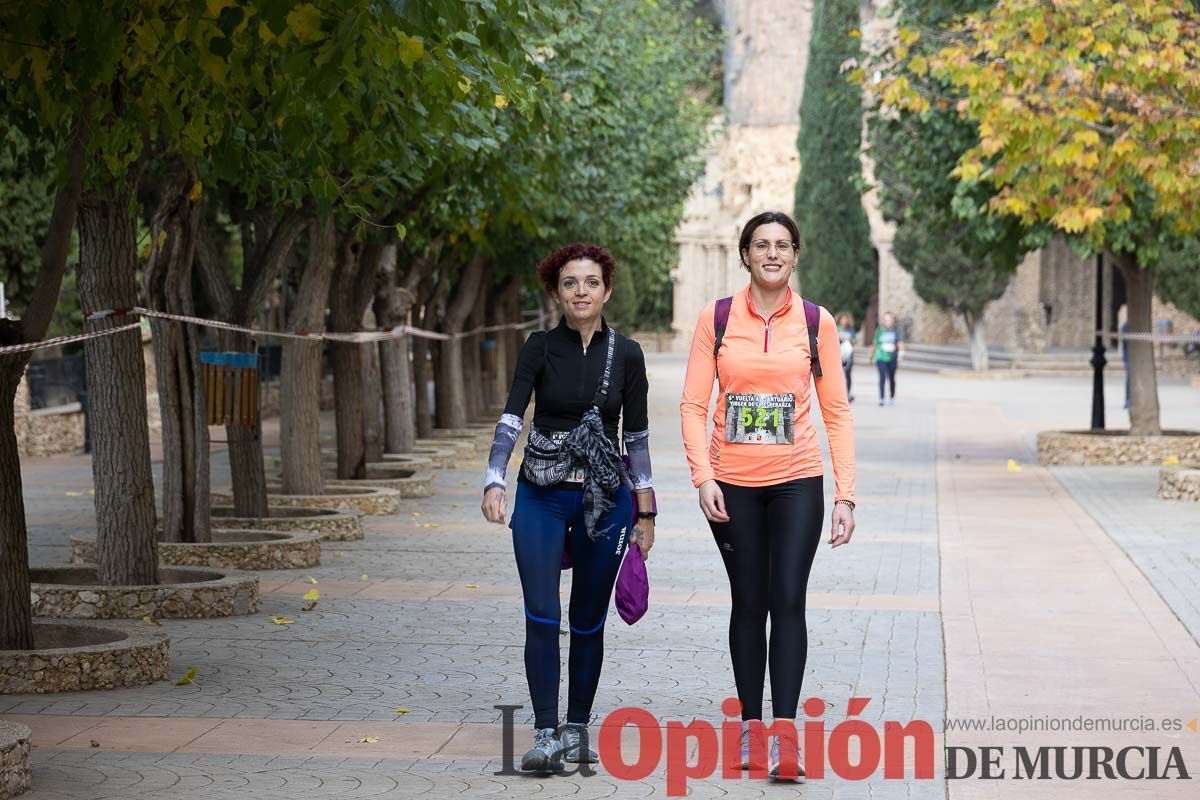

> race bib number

[
  {"left": 881, "top": 341, "right": 897, "bottom": 353},
  {"left": 724, "top": 393, "right": 795, "bottom": 444},
  {"left": 548, "top": 431, "right": 587, "bottom": 482}
]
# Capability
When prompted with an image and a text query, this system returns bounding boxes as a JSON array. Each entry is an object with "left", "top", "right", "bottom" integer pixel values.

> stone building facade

[{"left": 671, "top": 1, "right": 1200, "bottom": 357}]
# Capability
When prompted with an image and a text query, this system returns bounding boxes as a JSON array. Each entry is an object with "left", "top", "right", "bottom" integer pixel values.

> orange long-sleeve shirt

[{"left": 679, "top": 286, "right": 857, "bottom": 503}]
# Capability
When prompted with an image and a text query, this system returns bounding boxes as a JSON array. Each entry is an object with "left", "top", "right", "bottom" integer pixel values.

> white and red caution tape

[
  {"left": 1, "top": 306, "right": 539, "bottom": 357},
  {"left": 0, "top": 323, "right": 144, "bottom": 356}
]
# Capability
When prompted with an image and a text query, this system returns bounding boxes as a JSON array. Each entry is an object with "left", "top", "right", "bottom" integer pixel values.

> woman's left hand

[
  {"left": 829, "top": 503, "right": 855, "bottom": 548},
  {"left": 633, "top": 519, "right": 656, "bottom": 559}
]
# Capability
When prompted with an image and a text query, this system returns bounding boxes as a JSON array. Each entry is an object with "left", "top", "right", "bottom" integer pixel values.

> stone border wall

[
  {"left": 0, "top": 721, "right": 31, "bottom": 797},
  {"left": 31, "top": 568, "right": 259, "bottom": 619},
  {"left": 1037, "top": 430, "right": 1200, "bottom": 466},
  {"left": 211, "top": 486, "right": 400, "bottom": 515},
  {"left": 69, "top": 530, "right": 321, "bottom": 570},
  {"left": 1, "top": 622, "right": 170, "bottom": 694},
  {"left": 211, "top": 506, "right": 363, "bottom": 541},
  {"left": 1159, "top": 465, "right": 1200, "bottom": 502}
]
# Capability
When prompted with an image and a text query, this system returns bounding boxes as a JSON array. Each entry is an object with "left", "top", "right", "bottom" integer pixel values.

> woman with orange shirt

[{"left": 679, "top": 211, "right": 857, "bottom": 781}]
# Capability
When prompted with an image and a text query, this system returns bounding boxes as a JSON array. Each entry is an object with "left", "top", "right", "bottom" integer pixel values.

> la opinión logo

[{"left": 496, "top": 696, "right": 936, "bottom": 795}]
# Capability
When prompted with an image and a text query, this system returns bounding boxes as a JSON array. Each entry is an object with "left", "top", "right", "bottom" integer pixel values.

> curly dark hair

[{"left": 536, "top": 243, "right": 616, "bottom": 294}]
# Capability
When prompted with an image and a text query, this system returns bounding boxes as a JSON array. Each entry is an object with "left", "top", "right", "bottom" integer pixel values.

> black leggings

[
  {"left": 708, "top": 477, "right": 824, "bottom": 720},
  {"left": 877, "top": 359, "right": 897, "bottom": 400}
]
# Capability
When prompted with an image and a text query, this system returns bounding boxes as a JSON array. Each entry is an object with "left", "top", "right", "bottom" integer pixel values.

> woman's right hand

[
  {"left": 482, "top": 486, "right": 507, "bottom": 525},
  {"left": 698, "top": 480, "right": 729, "bottom": 523}
]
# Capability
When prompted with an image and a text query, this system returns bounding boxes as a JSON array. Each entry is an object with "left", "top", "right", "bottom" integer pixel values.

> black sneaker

[{"left": 520, "top": 727, "right": 564, "bottom": 773}]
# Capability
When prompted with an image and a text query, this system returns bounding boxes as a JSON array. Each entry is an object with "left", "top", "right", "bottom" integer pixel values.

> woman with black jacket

[{"left": 481, "top": 243, "right": 656, "bottom": 773}]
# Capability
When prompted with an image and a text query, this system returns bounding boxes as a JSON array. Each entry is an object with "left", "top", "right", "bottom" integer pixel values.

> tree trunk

[
  {"left": 1111, "top": 250, "right": 1162, "bottom": 436},
  {"left": 0, "top": 116, "right": 85, "bottom": 649},
  {"left": 0, "top": 366, "right": 34, "bottom": 650},
  {"left": 462, "top": 279, "right": 488, "bottom": 420},
  {"left": 436, "top": 256, "right": 487, "bottom": 430},
  {"left": 414, "top": 273, "right": 443, "bottom": 438},
  {"left": 362, "top": 307, "right": 384, "bottom": 463},
  {"left": 489, "top": 278, "right": 521, "bottom": 410},
  {"left": 280, "top": 215, "right": 336, "bottom": 495},
  {"left": 196, "top": 209, "right": 307, "bottom": 517},
  {"left": 77, "top": 189, "right": 158, "bottom": 586},
  {"left": 964, "top": 312, "right": 989, "bottom": 372},
  {"left": 377, "top": 274, "right": 416, "bottom": 453},
  {"left": 143, "top": 173, "right": 210, "bottom": 543},
  {"left": 330, "top": 233, "right": 367, "bottom": 480}
]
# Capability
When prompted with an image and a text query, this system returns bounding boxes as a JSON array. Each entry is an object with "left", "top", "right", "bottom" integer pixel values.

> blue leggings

[
  {"left": 511, "top": 481, "right": 633, "bottom": 729},
  {"left": 877, "top": 359, "right": 897, "bottom": 400}
]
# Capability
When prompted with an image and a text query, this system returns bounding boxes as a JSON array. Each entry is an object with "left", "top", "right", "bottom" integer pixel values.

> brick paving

[{"left": 6, "top": 356, "right": 1200, "bottom": 798}]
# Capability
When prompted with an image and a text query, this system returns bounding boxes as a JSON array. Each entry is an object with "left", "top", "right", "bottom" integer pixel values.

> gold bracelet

[{"left": 835, "top": 499, "right": 856, "bottom": 511}]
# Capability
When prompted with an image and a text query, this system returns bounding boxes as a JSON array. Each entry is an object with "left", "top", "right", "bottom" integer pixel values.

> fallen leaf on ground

[
  {"left": 1163, "top": 455, "right": 1181, "bottom": 466},
  {"left": 87, "top": 488, "right": 94, "bottom": 496},
  {"left": 356, "top": 736, "right": 380, "bottom": 744},
  {"left": 142, "top": 615, "right": 161, "bottom": 626},
  {"left": 65, "top": 491, "right": 83, "bottom": 497},
  {"left": 305, "top": 575, "right": 318, "bottom": 585},
  {"left": 1006, "top": 459, "right": 1022, "bottom": 473},
  {"left": 465, "top": 583, "right": 479, "bottom": 589},
  {"left": 175, "top": 667, "right": 199, "bottom": 686},
  {"left": 302, "top": 601, "right": 318, "bottom": 612},
  {"left": 360, "top": 574, "right": 368, "bottom": 581},
  {"left": 394, "top": 707, "right": 411, "bottom": 714},
  {"left": 90, "top": 740, "right": 100, "bottom": 748},
  {"left": 303, "top": 588, "right": 320, "bottom": 601},
  {"left": 417, "top": 523, "right": 439, "bottom": 529},
  {"left": 450, "top": 503, "right": 462, "bottom": 508},
  {"left": 271, "top": 616, "right": 296, "bottom": 625},
  {"left": 411, "top": 512, "right": 424, "bottom": 517}
]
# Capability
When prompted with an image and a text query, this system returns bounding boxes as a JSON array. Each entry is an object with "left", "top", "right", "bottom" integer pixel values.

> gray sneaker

[
  {"left": 560, "top": 722, "right": 597, "bottom": 763},
  {"left": 520, "top": 727, "right": 564, "bottom": 773},
  {"left": 767, "top": 736, "right": 805, "bottom": 782},
  {"left": 738, "top": 723, "right": 767, "bottom": 770}
]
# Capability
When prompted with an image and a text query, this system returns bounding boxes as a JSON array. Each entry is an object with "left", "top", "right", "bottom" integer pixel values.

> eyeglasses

[{"left": 750, "top": 240, "right": 796, "bottom": 256}]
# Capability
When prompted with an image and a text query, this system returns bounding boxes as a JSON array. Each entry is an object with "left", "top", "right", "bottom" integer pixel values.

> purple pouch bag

[{"left": 615, "top": 544, "right": 649, "bottom": 624}]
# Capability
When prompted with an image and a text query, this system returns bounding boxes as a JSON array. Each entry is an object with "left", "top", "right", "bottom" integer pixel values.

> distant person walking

[
  {"left": 871, "top": 312, "right": 903, "bottom": 406},
  {"left": 835, "top": 312, "right": 857, "bottom": 403}
]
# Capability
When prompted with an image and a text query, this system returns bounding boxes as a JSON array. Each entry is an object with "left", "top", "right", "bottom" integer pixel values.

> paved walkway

[{"left": 4, "top": 357, "right": 1200, "bottom": 798}]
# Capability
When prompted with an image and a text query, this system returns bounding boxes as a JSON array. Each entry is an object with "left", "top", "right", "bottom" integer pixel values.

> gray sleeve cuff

[
  {"left": 624, "top": 428, "right": 653, "bottom": 490},
  {"left": 484, "top": 413, "right": 524, "bottom": 491}
]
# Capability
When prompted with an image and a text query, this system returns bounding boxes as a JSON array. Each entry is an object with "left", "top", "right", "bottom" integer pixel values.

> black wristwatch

[{"left": 636, "top": 511, "right": 657, "bottom": 520}]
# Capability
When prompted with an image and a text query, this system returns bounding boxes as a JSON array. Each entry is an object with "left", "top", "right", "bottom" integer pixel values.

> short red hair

[{"left": 536, "top": 243, "right": 616, "bottom": 294}]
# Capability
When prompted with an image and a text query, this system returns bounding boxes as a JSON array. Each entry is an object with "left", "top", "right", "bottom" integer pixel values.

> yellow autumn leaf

[
  {"left": 465, "top": 583, "right": 479, "bottom": 589},
  {"left": 271, "top": 615, "right": 296, "bottom": 625},
  {"left": 303, "top": 588, "right": 320, "bottom": 601},
  {"left": 417, "top": 523, "right": 439, "bottom": 529},
  {"left": 457, "top": 77, "right": 473, "bottom": 95},
  {"left": 848, "top": 28, "right": 861, "bottom": 38},
  {"left": 187, "top": 181, "right": 202, "bottom": 202},
  {"left": 65, "top": 491, "right": 82, "bottom": 497},
  {"left": 1006, "top": 459, "right": 1022, "bottom": 473},
  {"left": 306, "top": 575, "right": 318, "bottom": 585},
  {"left": 175, "top": 666, "right": 199, "bottom": 686},
  {"left": 394, "top": 707, "right": 411, "bottom": 714},
  {"left": 357, "top": 736, "right": 380, "bottom": 744},
  {"left": 143, "top": 615, "right": 162, "bottom": 626},
  {"left": 1163, "top": 455, "right": 1181, "bottom": 466},
  {"left": 87, "top": 488, "right": 94, "bottom": 496},
  {"left": 397, "top": 33, "right": 424, "bottom": 68},
  {"left": 286, "top": 3, "right": 322, "bottom": 42},
  {"left": 360, "top": 574, "right": 368, "bottom": 581},
  {"left": 494, "top": 94, "right": 509, "bottom": 110}
]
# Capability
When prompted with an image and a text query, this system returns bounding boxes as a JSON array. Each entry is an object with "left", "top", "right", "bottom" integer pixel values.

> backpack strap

[
  {"left": 714, "top": 295, "right": 822, "bottom": 379},
  {"left": 803, "top": 299, "right": 823, "bottom": 379},
  {"left": 712, "top": 296, "right": 733, "bottom": 381}
]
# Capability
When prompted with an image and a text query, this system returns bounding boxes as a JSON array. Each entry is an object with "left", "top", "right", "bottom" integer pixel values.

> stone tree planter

[
  {"left": 210, "top": 505, "right": 363, "bottom": 541},
  {"left": 69, "top": 529, "right": 322, "bottom": 570},
  {"left": 1036, "top": 430, "right": 1200, "bottom": 466},
  {"left": 1159, "top": 464, "right": 1200, "bottom": 502},
  {"left": 30, "top": 566, "right": 259, "bottom": 619},
  {"left": 0, "top": 720, "right": 31, "bottom": 796},
  {"left": 320, "top": 464, "right": 435, "bottom": 499},
  {"left": 1, "top": 621, "right": 169, "bottom": 694},
  {"left": 211, "top": 485, "right": 401, "bottom": 515}
]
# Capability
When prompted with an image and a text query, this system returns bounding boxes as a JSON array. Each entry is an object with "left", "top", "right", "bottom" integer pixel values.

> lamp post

[{"left": 1089, "top": 254, "right": 1106, "bottom": 431}]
